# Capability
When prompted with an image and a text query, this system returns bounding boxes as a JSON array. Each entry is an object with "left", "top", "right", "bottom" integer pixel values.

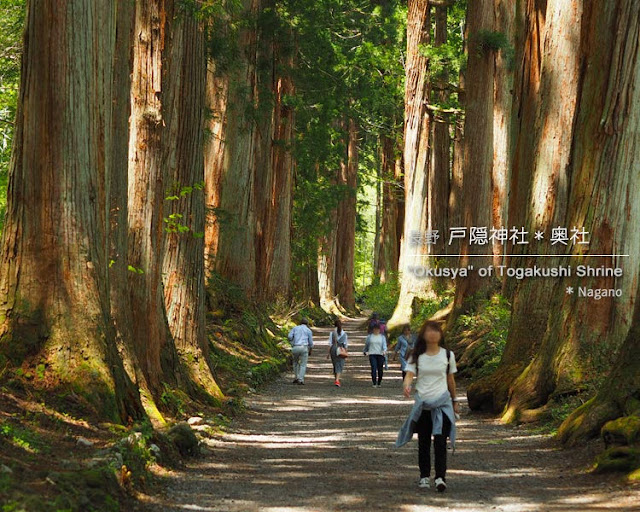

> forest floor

[{"left": 145, "top": 317, "right": 640, "bottom": 512}]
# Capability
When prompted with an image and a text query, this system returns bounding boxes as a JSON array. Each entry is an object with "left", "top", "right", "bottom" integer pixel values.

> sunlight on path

[{"left": 157, "top": 317, "right": 640, "bottom": 512}]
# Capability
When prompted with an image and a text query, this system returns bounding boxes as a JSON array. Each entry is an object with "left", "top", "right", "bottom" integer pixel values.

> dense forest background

[{"left": 1, "top": 0, "right": 639, "bottom": 508}]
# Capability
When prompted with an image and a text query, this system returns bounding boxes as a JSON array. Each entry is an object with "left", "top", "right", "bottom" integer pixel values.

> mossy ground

[{"left": 0, "top": 274, "right": 304, "bottom": 511}]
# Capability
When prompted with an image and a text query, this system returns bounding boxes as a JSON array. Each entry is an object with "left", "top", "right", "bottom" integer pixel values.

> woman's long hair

[
  {"left": 334, "top": 319, "right": 343, "bottom": 335},
  {"left": 407, "top": 320, "right": 445, "bottom": 364}
]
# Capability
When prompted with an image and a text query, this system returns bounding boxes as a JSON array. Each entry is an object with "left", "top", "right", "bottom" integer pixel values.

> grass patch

[{"left": 357, "top": 275, "right": 400, "bottom": 321}]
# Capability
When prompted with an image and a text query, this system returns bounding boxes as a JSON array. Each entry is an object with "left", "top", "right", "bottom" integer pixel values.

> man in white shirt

[{"left": 288, "top": 317, "right": 314, "bottom": 385}]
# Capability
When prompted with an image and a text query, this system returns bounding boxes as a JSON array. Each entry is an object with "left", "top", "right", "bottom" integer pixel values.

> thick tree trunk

[
  {"left": 503, "top": 0, "right": 640, "bottom": 422},
  {"left": 468, "top": 0, "right": 582, "bottom": 413},
  {"left": 491, "top": 0, "right": 515, "bottom": 270},
  {"left": 203, "top": 61, "right": 228, "bottom": 284},
  {"left": 0, "top": 0, "right": 142, "bottom": 422},
  {"left": 213, "top": 0, "right": 259, "bottom": 295},
  {"left": 449, "top": 118, "right": 464, "bottom": 257},
  {"left": 128, "top": 0, "right": 175, "bottom": 397},
  {"left": 446, "top": 0, "right": 498, "bottom": 330},
  {"left": 162, "top": 8, "right": 222, "bottom": 399},
  {"left": 267, "top": 63, "right": 295, "bottom": 299},
  {"left": 108, "top": 0, "right": 153, "bottom": 418},
  {"left": 334, "top": 118, "right": 358, "bottom": 311},
  {"left": 430, "top": 4, "right": 452, "bottom": 287},
  {"left": 389, "top": 0, "right": 433, "bottom": 328},
  {"left": 318, "top": 205, "right": 341, "bottom": 314},
  {"left": 376, "top": 134, "right": 401, "bottom": 283}
]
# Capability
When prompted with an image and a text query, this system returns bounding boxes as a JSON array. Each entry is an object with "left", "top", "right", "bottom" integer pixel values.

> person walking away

[
  {"left": 395, "top": 320, "right": 459, "bottom": 492},
  {"left": 367, "top": 312, "right": 380, "bottom": 334},
  {"left": 327, "top": 319, "right": 348, "bottom": 387},
  {"left": 363, "top": 324, "right": 387, "bottom": 387},
  {"left": 288, "top": 317, "right": 314, "bottom": 385},
  {"left": 393, "top": 325, "right": 417, "bottom": 380}
]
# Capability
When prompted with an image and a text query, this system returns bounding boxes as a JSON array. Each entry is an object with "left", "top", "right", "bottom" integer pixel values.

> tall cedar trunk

[
  {"left": 431, "top": 4, "right": 451, "bottom": 285},
  {"left": 491, "top": 0, "right": 515, "bottom": 270},
  {"left": 389, "top": 0, "right": 433, "bottom": 328},
  {"left": 265, "top": 34, "right": 294, "bottom": 300},
  {"left": 128, "top": 0, "right": 196, "bottom": 399},
  {"left": 334, "top": 118, "right": 358, "bottom": 311},
  {"left": 318, "top": 204, "right": 340, "bottom": 313},
  {"left": 214, "top": 0, "right": 259, "bottom": 295},
  {"left": 252, "top": 0, "right": 278, "bottom": 302},
  {"left": 209, "top": 0, "right": 293, "bottom": 301},
  {"left": 203, "top": 61, "right": 228, "bottom": 284},
  {"left": 503, "top": 1, "right": 640, "bottom": 422},
  {"left": 446, "top": 0, "right": 497, "bottom": 330},
  {"left": 373, "top": 148, "right": 382, "bottom": 277},
  {"left": 108, "top": 0, "right": 153, "bottom": 415},
  {"left": 162, "top": 8, "right": 222, "bottom": 399},
  {"left": 449, "top": 118, "right": 464, "bottom": 256},
  {"left": 376, "top": 134, "right": 401, "bottom": 282},
  {"left": 0, "top": 0, "right": 142, "bottom": 421},
  {"left": 467, "top": 0, "right": 582, "bottom": 413}
]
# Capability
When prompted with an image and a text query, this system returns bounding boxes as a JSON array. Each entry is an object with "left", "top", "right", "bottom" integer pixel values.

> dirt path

[{"left": 153, "top": 318, "right": 640, "bottom": 511}]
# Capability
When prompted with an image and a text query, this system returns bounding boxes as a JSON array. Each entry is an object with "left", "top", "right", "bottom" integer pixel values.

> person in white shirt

[
  {"left": 403, "top": 320, "right": 459, "bottom": 492},
  {"left": 287, "top": 317, "right": 314, "bottom": 385},
  {"left": 363, "top": 324, "right": 388, "bottom": 387}
]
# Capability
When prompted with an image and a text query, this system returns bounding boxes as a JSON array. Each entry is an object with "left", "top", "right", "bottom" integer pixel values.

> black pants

[
  {"left": 369, "top": 354, "right": 385, "bottom": 384},
  {"left": 402, "top": 370, "right": 407, "bottom": 381},
  {"left": 416, "top": 409, "right": 452, "bottom": 480}
]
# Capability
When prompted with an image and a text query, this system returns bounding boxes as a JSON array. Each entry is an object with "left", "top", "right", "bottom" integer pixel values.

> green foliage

[
  {"left": 358, "top": 276, "right": 400, "bottom": 321},
  {"left": 448, "top": 293, "right": 511, "bottom": 379},
  {"left": 283, "top": 0, "right": 407, "bottom": 289},
  {"left": 0, "top": 421, "right": 48, "bottom": 454},
  {"left": 473, "top": 29, "right": 515, "bottom": 69},
  {"left": 0, "top": 0, "right": 25, "bottom": 232},
  {"left": 160, "top": 387, "right": 188, "bottom": 417}
]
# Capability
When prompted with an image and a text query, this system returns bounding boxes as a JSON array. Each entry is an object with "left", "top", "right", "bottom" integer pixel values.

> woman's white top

[{"left": 405, "top": 347, "right": 457, "bottom": 401}]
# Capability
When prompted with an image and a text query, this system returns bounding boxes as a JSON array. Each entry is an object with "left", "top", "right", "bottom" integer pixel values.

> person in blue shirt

[
  {"left": 393, "top": 324, "right": 417, "bottom": 380},
  {"left": 287, "top": 317, "right": 314, "bottom": 385}
]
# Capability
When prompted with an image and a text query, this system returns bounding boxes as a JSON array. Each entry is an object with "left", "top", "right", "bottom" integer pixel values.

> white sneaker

[
  {"left": 435, "top": 477, "right": 447, "bottom": 492},
  {"left": 418, "top": 477, "right": 430, "bottom": 488},
  {"left": 372, "top": 383, "right": 377, "bottom": 388}
]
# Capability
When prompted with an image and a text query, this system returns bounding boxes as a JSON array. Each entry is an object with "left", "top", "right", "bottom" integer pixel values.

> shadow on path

[{"left": 153, "top": 318, "right": 640, "bottom": 511}]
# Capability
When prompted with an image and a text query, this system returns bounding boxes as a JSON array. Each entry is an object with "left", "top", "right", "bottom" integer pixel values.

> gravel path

[{"left": 154, "top": 317, "right": 640, "bottom": 511}]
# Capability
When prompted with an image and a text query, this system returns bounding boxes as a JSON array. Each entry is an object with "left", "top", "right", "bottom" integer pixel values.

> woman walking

[
  {"left": 363, "top": 323, "right": 387, "bottom": 387},
  {"left": 395, "top": 320, "right": 459, "bottom": 492},
  {"left": 393, "top": 324, "right": 416, "bottom": 380},
  {"left": 327, "top": 319, "right": 348, "bottom": 387}
]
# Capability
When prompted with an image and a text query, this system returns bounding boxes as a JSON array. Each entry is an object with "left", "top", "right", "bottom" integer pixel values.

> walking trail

[{"left": 149, "top": 317, "right": 640, "bottom": 511}]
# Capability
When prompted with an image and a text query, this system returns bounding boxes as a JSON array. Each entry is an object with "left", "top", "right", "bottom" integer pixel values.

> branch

[{"left": 425, "top": 104, "right": 463, "bottom": 115}]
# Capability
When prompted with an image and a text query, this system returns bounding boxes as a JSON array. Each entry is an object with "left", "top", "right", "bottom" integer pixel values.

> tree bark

[
  {"left": 162, "top": 6, "right": 222, "bottom": 399},
  {"left": 213, "top": 0, "right": 259, "bottom": 295},
  {"left": 375, "top": 134, "right": 402, "bottom": 283},
  {"left": 467, "top": 0, "right": 582, "bottom": 413},
  {"left": 389, "top": 0, "right": 433, "bottom": 328},
  {"left": 264, "top": 30, "right": 295, "bottom": 300},
  {"left": 430, "top": 3, "right": 452, "bottom": 287},
  {"left": 503, "top": 0, "right": 640, "bottom": 422},
  {"left": 334, "top": 117, "right": 358, "bottom": 311},
  {"left": 0, "top": 0, "right": 142, "bottom": 422},
  {"left": 446, "top": 0, "right": 498, "bottom": 330},
  {"left": 491, "top": 0, "right": 515, "bottom": 270},
  {"left": 203, "top": 61, "right": 228, "bottom": 284}
]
